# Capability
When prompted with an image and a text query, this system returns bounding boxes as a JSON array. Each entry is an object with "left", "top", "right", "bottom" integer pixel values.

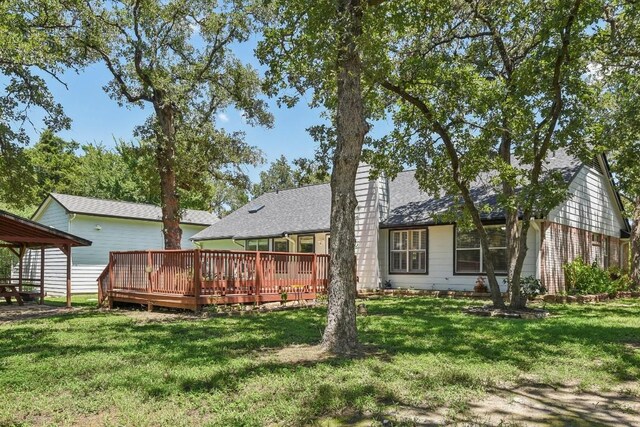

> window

[
  {"left": 298, "top": 235, "right": 315, "bottom": 253},
  {"left": 273, "top": 238, "right": 290, "bottom": 253},
  {"left": 592, "top": 233, "right": 609, "bottom": 268},
  {"left": 390, "top": 229, "right": 427, "bottom": 274},
  {"left": 245, "top": 238, "right": 269, "bottom": 251},
  {"left": 455, "top": 226, "right": 507, "bottom": 274}
]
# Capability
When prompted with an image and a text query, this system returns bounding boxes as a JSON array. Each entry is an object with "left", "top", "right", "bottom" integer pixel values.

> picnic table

[{"left": 0, "top": 284, "right": 24, "bottom": 305}]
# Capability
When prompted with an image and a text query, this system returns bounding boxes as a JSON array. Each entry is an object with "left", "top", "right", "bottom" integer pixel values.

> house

[
  {"left": 19, "top": 193, "right": 217, "bottom": 295},
  {"left": 192, "top": 151, "right": 630, "bottom": 294}
]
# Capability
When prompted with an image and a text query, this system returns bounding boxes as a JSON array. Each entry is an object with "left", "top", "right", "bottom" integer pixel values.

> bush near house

[{"left": 563, "top": 258, "right": 634, "bottom": 296}]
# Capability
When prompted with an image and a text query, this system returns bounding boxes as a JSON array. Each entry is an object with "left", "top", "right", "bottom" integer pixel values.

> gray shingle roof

[
  {"left": 192, "top": 184, "right": 331, "bottom": 240},
  {"left": 383, "top": 149, "right": 582, "bottom": 227},
  {"left": 192, "top": 150, "right": 583, "bottom": 241},
  {"left": 383, "top": 170, "right": 511, "bottom": 226},
  {"left": 46, "top": 193, "right": 217, "bottom": 226}
]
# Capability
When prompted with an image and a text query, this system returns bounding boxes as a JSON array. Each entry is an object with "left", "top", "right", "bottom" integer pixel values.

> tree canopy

[
  {"left": 76, "top": 0, "right": 272, "bottom": 248},
  {"left": 251, "top": 155, "right": 330, "bottom": 197},
  {"left": 0, "top": 0, "right": 87, "bottom": 207}
]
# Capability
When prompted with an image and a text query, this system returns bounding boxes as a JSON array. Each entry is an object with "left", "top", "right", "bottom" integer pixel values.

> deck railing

[{"left": 104, "top": 249, "right": 330, "bottom": 306}]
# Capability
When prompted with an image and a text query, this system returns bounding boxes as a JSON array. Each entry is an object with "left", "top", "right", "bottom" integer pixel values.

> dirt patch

[
  {"left": 268, "top": 344, "right": 334, "bottom": 364},
  {"left": 0, "top": 303, "right": 82, "bottom": 323},
  {"left": 261, "top": 343, "right": 384, "bottom": 365},
  {"left": 115, "top": 309, "right": 205, "bottom": 324},
  {"left": 383, "top": 384, "right": 640, "bottom": 426},
  {"left": 624, "top": 342, "right": 640, "bottom": 352},
  {"left": 464, "top": 305, "right": 549, "bottom": 319}
]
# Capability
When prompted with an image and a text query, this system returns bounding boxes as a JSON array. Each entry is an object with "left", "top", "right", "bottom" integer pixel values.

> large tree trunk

[
  {"left": 631, "top": 196, "right": 640, "bottom": 288},
  {"left": 321, "top": 0, "right": 366, "bottom": 355},
  {"left": 155, "top": 105, "right": 183, "bottom": 249}
]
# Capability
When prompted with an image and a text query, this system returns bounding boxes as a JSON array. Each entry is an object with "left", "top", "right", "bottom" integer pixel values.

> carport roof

[{"left": 0, "top": 209, "right": 92, "bottom": 248}]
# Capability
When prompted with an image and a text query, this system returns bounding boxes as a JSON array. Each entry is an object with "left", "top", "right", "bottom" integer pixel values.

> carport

[{"left": 0, "top": 209, "right": 91, "bottom": 307}]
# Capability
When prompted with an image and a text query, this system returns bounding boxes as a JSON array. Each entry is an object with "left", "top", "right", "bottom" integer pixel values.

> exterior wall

[
  {"left": 540, "top": 222, "right": 624, "bottom": 294},
  {"left": 33, "top": 199, "right": 70, "bottom": 232},
  {"left": 379, "top": 224, "right": 537, "bottom": 292},
  {"left": 548, "top": 165, "right": 625, "bottom": 237},
  {"left": 69, "top": 215, "right": 205, "bottom": 265},
  {"left": 354, "top": 164, "right": 384, "bottom": 289}
]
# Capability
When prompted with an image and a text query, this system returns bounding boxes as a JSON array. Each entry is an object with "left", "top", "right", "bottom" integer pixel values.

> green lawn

[{"left": 1, "top": 297, "right": 639, "bottom": 426}]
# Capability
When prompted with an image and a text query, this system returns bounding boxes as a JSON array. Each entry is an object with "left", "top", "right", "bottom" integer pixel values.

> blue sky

[
  {"left": 23, "top": 34, "right": 394, "bottom": 183},
  {"left": 24, "top": 39, "right": 332, "bottom": 182}
]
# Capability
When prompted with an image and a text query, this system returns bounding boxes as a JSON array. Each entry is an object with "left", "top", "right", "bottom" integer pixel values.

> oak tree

[{"left": 77, "top": 0, "right": 271, "bottom": 248}]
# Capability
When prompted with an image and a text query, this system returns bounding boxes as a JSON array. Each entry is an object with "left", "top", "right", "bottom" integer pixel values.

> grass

[
  {"left": 44, "top": 294, "right": 101, "bottom": 308},
  {"left": 0, "top": 297, "right": 639, "bottom": 426}
]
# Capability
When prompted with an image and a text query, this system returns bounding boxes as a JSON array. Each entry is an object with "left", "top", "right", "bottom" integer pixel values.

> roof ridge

[
  {"left": 251, "top": 181, "right": 330, "bottom": 199},
  {"left": 50, "top": 192, "right": 211, "bottom": 214}
]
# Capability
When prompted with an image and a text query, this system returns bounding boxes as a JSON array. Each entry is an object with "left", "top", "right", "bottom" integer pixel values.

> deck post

[
  {"left": 108, "top": 252, "right": 114, "bottom": 309},
  {"left": 147, "top": 251, "right": 153, "bottom": 293},
  {"left": 255, "top": 251, "right": 262, "bottom": 304},
  {"left": 40, "top": 246, "right": 45, "bottom": 304},
  {"left": 193, "top": 249, "right": 202, "bottom": 312},
  {"left": 312, "top": 253, "right": 318, "bottom": 296}
]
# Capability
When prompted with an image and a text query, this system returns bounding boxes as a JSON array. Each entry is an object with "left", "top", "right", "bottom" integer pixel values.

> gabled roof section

[
  {"left": 0, "top": 209, "right": 91, "bottom": 248},
  {"left": 34, "top": 193, "right": 217, "bottom": 226},
  {"left": 383, "top": 149, "right": 583, "bottom": 227},
  {"left": 192, "top": 149, "right": 588, "bottom": 241},
  {"left": 192, "top": 184, "right": 331, "bottom": 241}
]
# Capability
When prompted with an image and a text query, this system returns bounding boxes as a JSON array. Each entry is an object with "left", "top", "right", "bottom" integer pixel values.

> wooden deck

[{"left": 98, "top": 249, "right": 329, "bottom": 310}]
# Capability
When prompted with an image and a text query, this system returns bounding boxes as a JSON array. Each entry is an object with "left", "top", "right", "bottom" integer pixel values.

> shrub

[
  {"left": 504, "top": 275, "right": 546, "bottom": 304},
  {"left": 563, "top": 258, "right": 629, "bottom": 296}
]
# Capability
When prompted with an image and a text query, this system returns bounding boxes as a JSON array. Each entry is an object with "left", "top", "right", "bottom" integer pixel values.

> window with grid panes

[
  {"left": 390, "top": 229, "right": 427, "bottom": 273},
  {"left": 455, "top": 226, "right": 507, "bottom": 273}
]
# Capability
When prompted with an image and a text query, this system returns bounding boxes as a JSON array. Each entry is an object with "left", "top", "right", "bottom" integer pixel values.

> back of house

[{"left": 192, "top": 151, "right": 629, "bottom": 294}]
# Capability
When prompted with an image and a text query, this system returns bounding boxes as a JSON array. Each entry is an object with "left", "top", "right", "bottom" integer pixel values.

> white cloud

[{"left": 217, "top": 112, "right": 230, "bottom": 123}]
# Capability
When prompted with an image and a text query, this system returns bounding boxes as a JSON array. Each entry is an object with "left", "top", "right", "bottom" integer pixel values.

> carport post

[
  {"left": 66, "top": 244, "right": 71, "bottom": 308},
  {"left": 40, "top": 246, "right": 45, "bottom": 305}
]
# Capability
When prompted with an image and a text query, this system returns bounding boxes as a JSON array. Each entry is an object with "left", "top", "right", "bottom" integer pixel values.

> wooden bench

[{"left": 0, "top": 284, "right": 24, "bottom": 305}]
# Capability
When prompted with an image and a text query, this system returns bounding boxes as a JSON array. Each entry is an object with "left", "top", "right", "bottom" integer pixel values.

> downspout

[
  {"left": 283, "top": 233, "right": 296, "bottom": 251},
  {"left": 68, "top": 214, "right": 76, "bottom": 267},
  {"left": 231, "top": 238, "right": 245, "bottom": 249},
  {"left": 68, "top": 213, "right": 76, "bottom": 234},
  {"left": 530, "top": 220, "right": 541, "bottom": 280}
]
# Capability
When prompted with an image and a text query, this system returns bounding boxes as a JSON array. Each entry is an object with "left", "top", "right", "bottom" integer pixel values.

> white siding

[
  {"left": 69, "top": 215, "right": 205, "bottom": 265},
  {"left": 33, "top": 199, "right": 69, "bottom": 232},
  {"left": 548, "top": 165, "right": 625, "bottom": 237},
  {"left": 379, "top": 224, "right": 537, "bottom": 291},
  {"left": 354, "top": 164, "right": 382, "bottom": 289}
]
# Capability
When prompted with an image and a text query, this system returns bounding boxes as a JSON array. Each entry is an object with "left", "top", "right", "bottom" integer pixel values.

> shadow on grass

[{"left": 0, "top": 296, "right": 638, "bottom": 424}]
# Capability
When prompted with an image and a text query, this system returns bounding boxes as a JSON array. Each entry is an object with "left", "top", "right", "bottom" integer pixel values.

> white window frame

[
  {"left": 455, "top": 226, "right": 508, "bottom": 274},
  {"left": 389, "top": 229, "right": 428, "bottom": 274}
]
